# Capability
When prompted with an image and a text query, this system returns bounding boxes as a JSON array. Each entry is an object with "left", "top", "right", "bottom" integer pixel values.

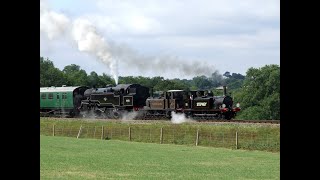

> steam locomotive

[
  {"left": 79, "top": 84, "right": 240, "bottom": 120},
  {"left": 144, "top": 87, "right": 240, "bottom": 120},
  {"left": 40, "top": 83, "right": 240, "bottom": 120},
  {"left": 79, "top": 84, "right": 150, "bottom": 118}
]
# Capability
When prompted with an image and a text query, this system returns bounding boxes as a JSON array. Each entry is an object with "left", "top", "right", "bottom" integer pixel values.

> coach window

[
  {"left": 48, "top": 93, "right": 53, "bottom": 99},
  {"left": 41, "top": 93, "right": 46, "bottom": 99},
  {"left": 57, "top": 94, "right": 59, "bottom": 99},
  {"left": 62, "top": 93, "right": 67, "bottom": 99}
]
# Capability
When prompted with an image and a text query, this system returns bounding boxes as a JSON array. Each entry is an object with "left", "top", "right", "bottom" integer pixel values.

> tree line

[{"left": 40, "top": 56, "right": 279, "bottom": 120}]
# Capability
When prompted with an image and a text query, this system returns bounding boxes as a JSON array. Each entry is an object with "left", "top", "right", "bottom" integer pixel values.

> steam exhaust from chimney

[{"left": 40, "top": 0, "right": 219, "bottom": 84}]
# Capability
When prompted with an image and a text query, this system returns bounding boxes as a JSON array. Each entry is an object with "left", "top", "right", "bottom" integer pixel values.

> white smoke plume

[
  {"left": 40, "top": 0, "right": 119, "bottom": 84},
  {"left": 71, "top": 19, "right": 118, "bottom": 84},
  {"left": 40, "top": 0, "right": 70, "bottom": 40},
  {"left": 171, "top": 112, "right": 194, "bottom": 124},
  {"left": 40, "top": 0, "right": 217, "bottom": 83}
]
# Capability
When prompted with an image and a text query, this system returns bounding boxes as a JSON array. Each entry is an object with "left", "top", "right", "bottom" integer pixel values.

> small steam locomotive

[{"left": 144, "top": 86, "right": 240, "bottom": 120}]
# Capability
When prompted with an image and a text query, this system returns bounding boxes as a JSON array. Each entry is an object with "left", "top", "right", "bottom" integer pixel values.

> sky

[{"left": 40, "top": 0, "right": 280, "bottom": 80}]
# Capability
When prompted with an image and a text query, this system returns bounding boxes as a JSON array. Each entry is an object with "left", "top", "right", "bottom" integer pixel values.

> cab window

[{"left": 41, "top": 93, "right": 46, "bottom": 99}]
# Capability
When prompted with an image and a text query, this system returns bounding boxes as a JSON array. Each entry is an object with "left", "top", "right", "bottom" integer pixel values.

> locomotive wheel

[
  {"left": 113, "top": 111, "right": 120, "bottom": 119},
  {"left": 165, "top": 111, "right": 172, "bottom": 118},
  {"left": 66, "top": 111, "right": 75, "bottom": 118},
  {"left": 224, "top": 112, "right": 232, "bottom": 120}
]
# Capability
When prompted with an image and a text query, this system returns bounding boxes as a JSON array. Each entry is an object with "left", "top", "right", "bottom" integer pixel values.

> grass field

[
  {"left": 40, "top": 135, "right": 280, "bottom": 179},
  {"left": 40, "top": 117, "right": 280, "bottom": 152}
]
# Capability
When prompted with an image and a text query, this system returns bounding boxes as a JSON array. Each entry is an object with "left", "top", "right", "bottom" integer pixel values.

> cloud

[
  {"left": 40, "top": 0, "right": 70, "bottom": 40},
  {"left": 78, "top": 14, "right": 163, "bottom": 36},
  {"left": 155, "top": 28, "right": 279, "bottom": 50},
  {"left": 41, "top": 0, "right": 279, "bottom": 77}
]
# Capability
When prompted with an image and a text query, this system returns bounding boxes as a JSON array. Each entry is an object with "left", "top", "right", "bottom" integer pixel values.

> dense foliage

[
  {"left": 234, "top": 65, "right": 280, "bottom": 120},
  {"left": 40, "top": 56, "right": 279, "bottom": 120}
]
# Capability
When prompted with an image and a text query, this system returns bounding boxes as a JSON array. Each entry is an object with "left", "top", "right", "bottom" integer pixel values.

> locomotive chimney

[{"left": 223, "top": 86, "right": 227, "bottom": 96}]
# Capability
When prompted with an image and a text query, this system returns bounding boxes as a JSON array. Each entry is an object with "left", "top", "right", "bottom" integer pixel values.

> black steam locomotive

[
  {"left": 79, "top": 83, "right": 240, "bottom": 120},
  {"left": 79, "top": 84, "right": 149, "bottom": 118}
]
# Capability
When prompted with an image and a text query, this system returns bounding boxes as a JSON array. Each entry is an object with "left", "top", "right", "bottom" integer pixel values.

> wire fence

[{"left": 40, "top": 124, "right": 280, "bottom": 152}]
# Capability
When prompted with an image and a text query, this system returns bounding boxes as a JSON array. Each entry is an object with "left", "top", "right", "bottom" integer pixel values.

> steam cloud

[
  {"left": 40, "top": 0, "right": 216, "bottom": 83},
  {"left": 40, "top": 0, "right": 119, "bottom": 84},
  {"left": 121, "top": 111, "right": 139, "bottom": 121},
  {"left": 71, "top": 19, "right": 118, "bottom": 84},
  {"left": 40, "top": 0, "right": 70, "bottom": 39},
  {"left": 109, "top": 43, "right": 215, "bottom": 77},
  {"left": 171, "top": 112, "right": 194, "bottom": 124}
]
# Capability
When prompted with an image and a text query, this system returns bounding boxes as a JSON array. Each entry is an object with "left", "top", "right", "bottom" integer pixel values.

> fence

[{"left": 40, "top": 124, "right": 280, "bottom": 152}]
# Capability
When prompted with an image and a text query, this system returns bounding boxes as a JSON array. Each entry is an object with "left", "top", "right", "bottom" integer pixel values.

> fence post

[
  {"left": 77, "top": 125, "right": 83, "bottom": 139},
  {"left": 160, "top": 128, "right": 163, "bottom": 144},
  {"left": 129, "top": 127, "right": 131, "bottom": 141},
  {"left": 53, "top": 124, "right": 55, "bottom": 136},
  {"left": 222, "top": 132, "right": 224, "bottom": 144},
  {"left": 236, "top": 131, "right": 238, "bottom": 149},
  {"left": 68, "top": 127, "right": 72, "bottom": 137},
  {"left": 101, "top": 126, "right": 104, "bottom": 140},
  {"left": 149, "top": 128, "right": 152, "bottom": 142},
  {"left": 172, "top": 128, "right": 175, "bottom": 144},
  {"left": 196, "top": 129, "right": 199, "bottom": 146}
]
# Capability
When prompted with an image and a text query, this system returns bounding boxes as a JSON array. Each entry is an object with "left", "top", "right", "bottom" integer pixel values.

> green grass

[
  {"left": 41, "top": 135, "right": 280, "bottom": 180},
  {"left": 40, "top": 117, "right": 280, "bottom": 152}
]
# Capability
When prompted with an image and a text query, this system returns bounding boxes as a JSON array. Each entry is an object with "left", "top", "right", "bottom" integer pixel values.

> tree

[
  {"left": 62, "top": 64, "right": 88, "bottom": 86},
  {"left": 192, "top": 76, "right": 212, "bottom": 89},
  {"left": 99, "top": 73, "right": 115, "bottom": 86},
  {"left": 223, "top": 71, "right": 231, "bottom": 78},
  {"left": 235, "top": 64, "right": 280, "bottom": 120},
  {"left": 87, "top": 71, "right": 104, "bottom": 88},
  {"left": 40, "top": 57, "right": 66, "bottom": 87}
]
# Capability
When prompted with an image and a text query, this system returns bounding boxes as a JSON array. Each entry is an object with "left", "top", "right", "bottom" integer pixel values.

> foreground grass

[{"left": 40, "top": 135, "right": 279, "bottom": 179}]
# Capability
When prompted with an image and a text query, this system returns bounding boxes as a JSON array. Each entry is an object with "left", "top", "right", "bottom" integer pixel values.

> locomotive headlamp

[
  {"left": 236, "top": 103, "right": 240, "bottom": 108},
  {"left": 222, "top": 104, "right": 226, "bottom": 108}
]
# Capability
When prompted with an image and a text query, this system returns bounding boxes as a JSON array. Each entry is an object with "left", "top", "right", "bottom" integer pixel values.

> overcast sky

[{"left": 40, "top": 0, "right": 279, "bottom": 79}]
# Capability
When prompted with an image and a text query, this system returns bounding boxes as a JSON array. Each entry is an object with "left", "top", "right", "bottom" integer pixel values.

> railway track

[
  {"left": 195, "top": 119, "right": 280, "bottom": 124},
  {"left": 40, "top": 116, "right": 280, "bottom": 124},
  {"left": 120, "top": 119, "right": 280, "bottom": 125}
]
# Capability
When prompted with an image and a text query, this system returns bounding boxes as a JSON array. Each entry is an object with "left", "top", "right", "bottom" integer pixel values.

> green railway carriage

[{"left": 40, "top": 86, "right": 88, "bottom": 117}]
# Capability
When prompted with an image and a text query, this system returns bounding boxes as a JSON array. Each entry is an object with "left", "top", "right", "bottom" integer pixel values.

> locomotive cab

[{"left": 166, "top": 90, "right": 189, "bottom": 109}]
